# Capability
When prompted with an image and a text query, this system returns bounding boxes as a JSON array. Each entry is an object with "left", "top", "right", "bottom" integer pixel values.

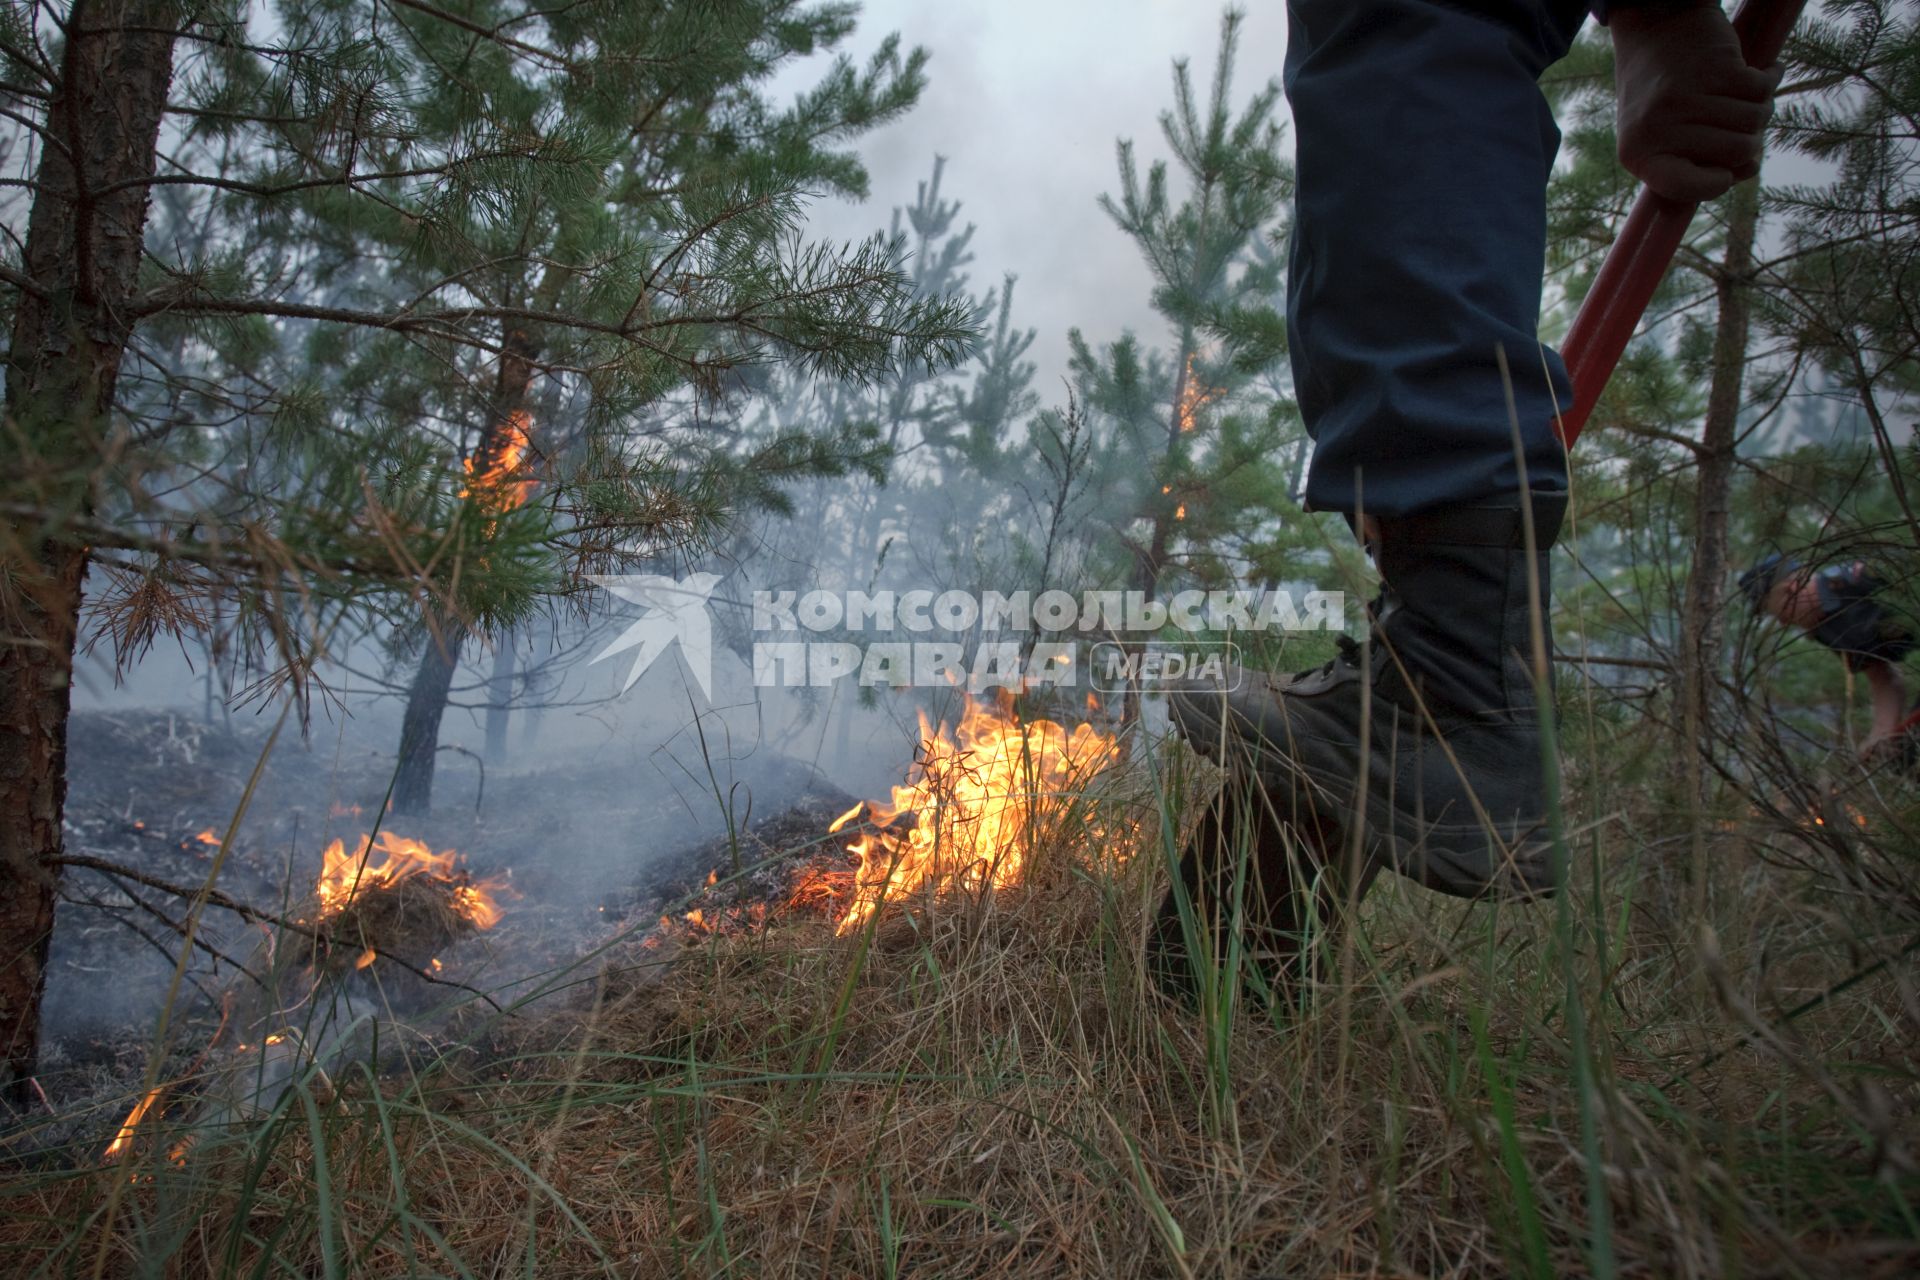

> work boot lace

[{"left": 1290, "top": 593, "right": 1390, "bottom": 683}]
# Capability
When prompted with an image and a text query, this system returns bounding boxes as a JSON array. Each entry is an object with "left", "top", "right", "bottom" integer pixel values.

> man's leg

[
  {"left": 1287, "top": 0, "right": 1587, "bottom": 517},
  {"left": 1154, "top": 2, "right": 1588, "bottom": 1001}
]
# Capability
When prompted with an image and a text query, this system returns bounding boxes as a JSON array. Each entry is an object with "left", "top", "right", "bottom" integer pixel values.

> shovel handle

[{"left": 1555, "top": 0, "right": 1808, "bottom": 448}]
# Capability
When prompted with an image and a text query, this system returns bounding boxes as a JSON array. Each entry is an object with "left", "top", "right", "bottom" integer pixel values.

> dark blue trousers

[{"left": 1287, "top": 0, "right": 1592, "bottom": 517}]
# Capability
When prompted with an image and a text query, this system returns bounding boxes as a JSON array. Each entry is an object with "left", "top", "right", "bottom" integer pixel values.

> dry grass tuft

[{"left": 302, "top": 874, "right": 485, "bottom": 975}]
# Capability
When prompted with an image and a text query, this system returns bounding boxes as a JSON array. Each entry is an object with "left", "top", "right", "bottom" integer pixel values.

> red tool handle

[{"left": 1555, "top": 0, "right": 1808, "bottom": 448}]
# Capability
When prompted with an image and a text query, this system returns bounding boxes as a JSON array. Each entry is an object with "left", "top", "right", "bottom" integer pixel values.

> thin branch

[{"left": 51, "top": 852, "right": 507, "bottom": 1012}]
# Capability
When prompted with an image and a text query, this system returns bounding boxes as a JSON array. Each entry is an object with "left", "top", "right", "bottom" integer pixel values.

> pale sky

[{"left": 770, "top": 1, "right": 1292, "bottom": 395}]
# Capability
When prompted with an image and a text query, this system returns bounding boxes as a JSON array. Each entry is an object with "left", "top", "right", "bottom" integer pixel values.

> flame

[
  {"left": 193, "top": 828, "right": 218, "bottom": 846},
  {"left": 1175, "top": 504, "right": 1187, "bottom": 520},
  {"left": 815, "top": 697, "right": 1121, "bottom": 935},
  {"left": 1175, "top": 350, "right": 1222, "bottom": 433},
  {"left": 354, "top": 948, "right": 378, "bottom": 971},
  {"left": 460, "top": 410, "right": 536, "bottom": 513},
  {"left": 104, "top": 1087, "right": 163, "bottom": 1162},
  {"left": 314, "top": 831, "right": 507, "bottom": 930}
]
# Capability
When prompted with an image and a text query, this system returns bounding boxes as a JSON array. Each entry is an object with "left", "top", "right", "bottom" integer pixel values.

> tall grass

[{"left": 4, "top": 708, "right": 1917, "bottom": 1278}]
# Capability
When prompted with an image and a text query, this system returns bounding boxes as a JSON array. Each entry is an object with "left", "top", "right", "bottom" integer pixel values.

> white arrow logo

[{"left": 587, "top": 572, "right": 723, "bottom": 698}]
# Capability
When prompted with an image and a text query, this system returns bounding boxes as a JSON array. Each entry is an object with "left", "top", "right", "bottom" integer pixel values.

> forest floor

[{"left": 4, "top": 709, "right": 1919, "bottom": 1277}]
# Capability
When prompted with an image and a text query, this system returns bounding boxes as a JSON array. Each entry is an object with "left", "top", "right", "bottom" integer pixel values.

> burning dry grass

[
  {"left": 301, "top": 831, "right": 510, "bottom": 974},
  {"left": 8, "top": 746, "right": 1918, "bottom": 1278}
]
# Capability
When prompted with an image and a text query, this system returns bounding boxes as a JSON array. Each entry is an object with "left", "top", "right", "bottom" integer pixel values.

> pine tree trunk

[
  {"left": 391, "top": 619, "right": 464, "bottom": 816},
  {"left": 484, "top": 630, "right": 517, "bottom": 764},
  {"left": 1677, "top": 179, "right": 1761, "bottom": 826},
  {"left": 0, "top": 1, "right": 178, "bottom": 1103},
  {"left": 1119, "top": 335, "right": 1196, "bottom": 728},
  {"left": 389, "top": 324, "right": 541, "bottom": 814},
  {"left": 518, "top": 625, "right": 556, "bottom": 752}
]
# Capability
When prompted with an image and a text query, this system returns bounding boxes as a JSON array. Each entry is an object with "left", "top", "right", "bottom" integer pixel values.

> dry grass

[
  {"left": 4, "top": 750, "right": 1919, "bottom": 1278},
  {"left": 302, "top": 875, "right": 487, "bottom": 975}
]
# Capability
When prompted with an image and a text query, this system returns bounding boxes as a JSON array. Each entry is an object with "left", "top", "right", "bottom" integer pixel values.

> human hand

[
  {"left": 1859, "top": 731, "right": 1897, "bottom": 765},
  {"left": 1612, "top": 4, "right": 1782, "bottom": 202}
]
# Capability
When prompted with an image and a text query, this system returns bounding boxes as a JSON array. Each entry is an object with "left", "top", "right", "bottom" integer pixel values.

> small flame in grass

[
  {"left": 354, "top": 948, "right": 378, "bottom": 971},
  {"left": 460, "top": 410, "right": 536, "bottom": 513},
  {"left": 315, "top": 832, "right": 508, "bottom": 930},
  {"left": 104, "top": 1087, "right": 163, "bottom": 1162},
  {"left": 812, "top": 697, "right": 1121, "bottom": 935},
  {"left": 193, "top": 828, "right": 219, "bottom": 846}
]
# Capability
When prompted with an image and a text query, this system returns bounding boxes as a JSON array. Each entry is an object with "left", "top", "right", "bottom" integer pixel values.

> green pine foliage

[
  {"left": 2, "top": 1, "right": 977, "bottom": 697},
  {"left": 1067, "top": 10, "right": 1349, "bottom": 678}
]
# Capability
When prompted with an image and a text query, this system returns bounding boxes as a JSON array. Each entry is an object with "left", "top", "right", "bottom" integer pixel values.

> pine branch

[{"left": 52, "top": 852, "right": 504, "bottom": 1010}]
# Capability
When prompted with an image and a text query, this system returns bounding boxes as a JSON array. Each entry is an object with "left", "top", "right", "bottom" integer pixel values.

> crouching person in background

[{"left": 1740, "top": 554, "right": 1919, "bottom": 764}]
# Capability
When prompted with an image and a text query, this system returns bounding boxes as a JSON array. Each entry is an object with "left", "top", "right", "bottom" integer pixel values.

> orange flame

[
  {"left": 817, "top": 698, "right": 1120, "bottom": 935},
  {"left": 1175, "top": 350, "right": 1222, "bottom": 433},
  {"left": 104, "top": 1087, "right": 163, "bottom": 1162},
  {"left": 315, "top": 832, "right": 508, "bottom": 930},
  {"left": 460, "top": 410, "right": 536, "bottom": 513},
  {"left": 193, "top": 829, "right": 219, "bottom": 846}
]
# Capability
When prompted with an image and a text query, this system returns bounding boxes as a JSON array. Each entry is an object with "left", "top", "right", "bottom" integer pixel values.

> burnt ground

[{"left": 28, "top": 708, "right": 864, "bottom": 1146}]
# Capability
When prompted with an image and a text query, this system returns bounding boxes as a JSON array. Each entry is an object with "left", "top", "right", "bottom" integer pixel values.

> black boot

[
  {"left": 1168, "top": 492, "right": 1567, "bottom": 899},
  {"left": 1146, "top": 770, "right": 1379, "bottom": 1006}
]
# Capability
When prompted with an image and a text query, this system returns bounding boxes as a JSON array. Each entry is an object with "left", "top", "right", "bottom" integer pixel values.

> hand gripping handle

[{"left": 1555, "top": 0, "right": 1808, "bottom": 449}]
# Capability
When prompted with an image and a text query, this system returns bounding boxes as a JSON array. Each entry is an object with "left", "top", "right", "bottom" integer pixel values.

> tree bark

[
  {"left": 0, "top": 1, "right": 179, "bottom": 1103},
  {"left": 391, "top": 620, "right": 465, "bottom": 815},
  {"left": 1677, "top": 179, "right": 1761, "bottom": 827},
  {"left": 389, "top": 326, "right": 540, "bottom": 815}
]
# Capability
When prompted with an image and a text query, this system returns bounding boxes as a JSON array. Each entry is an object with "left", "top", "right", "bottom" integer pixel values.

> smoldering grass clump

[{"left": 299, "top": 872, "right": 492, "bottom": 977}]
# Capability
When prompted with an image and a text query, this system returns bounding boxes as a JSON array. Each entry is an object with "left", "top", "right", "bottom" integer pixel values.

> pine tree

[
  {"left": 1068, "top": 9, "right": 1332, "bottom": 719},
  {"left": 0, "top": 0, "right": 970, "bottom": 1098},
  {"left": 1541, "top": 6, "right": 1920, "bottom": 823},
  {"left": 1762, "top": 1, "right": 1920, "bottom": 540}
]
